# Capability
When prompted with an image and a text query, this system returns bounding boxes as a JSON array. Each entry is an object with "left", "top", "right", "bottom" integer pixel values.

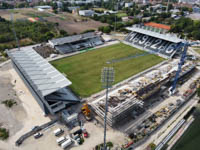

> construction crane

[
  {"left": 10, "top": 13, "right": 20, "bottom": 51},
  {"left": 169, "top": 41, "right": 200, "bottom": 95}
]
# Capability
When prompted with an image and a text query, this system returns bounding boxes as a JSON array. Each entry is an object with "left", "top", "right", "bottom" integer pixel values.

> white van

[
  {"left": 61, "top": 138, "right": 72, "bottom": 149},
  {"left": 56, "top": 136, "right": 66, "bottom": 145},
  {"left": 53, "top": 128, "right": 64, "bottom": 136}
]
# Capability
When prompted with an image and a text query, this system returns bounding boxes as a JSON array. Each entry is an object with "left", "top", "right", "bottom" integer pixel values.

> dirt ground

[
  {"left": 0, "top": 8, "right": 36, "bottom": 20},
  {"left": 0, "top": 62, "right": 50, "bottom": 150},
  {"left": 45, "top": 14, "right": 107, "bottom": 34},
  {"left": 0, "top": 63, "right": 25, "bottom": 136},
  {"left": 0, "top": 8, "right": 107, "bottom": 34},
  {"left": 19, "top": 121, "right": 126, "bottom": 150},
  {"left": 0, "top": 62, "right": 126, "bottom": 150}
]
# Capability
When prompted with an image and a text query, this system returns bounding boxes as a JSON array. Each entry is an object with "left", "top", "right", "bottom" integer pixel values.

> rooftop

[
  {"left": 126, "top": 24, "right": 182, "bottom": 43},
  {"left": 144, "top": 22, "right": 171, "bottom": 30},
  {"left": 7, "top": 47, "right": 72, "bottom": 97},
  {"left": 49, "top": 32, "right": 97, "bottom": 46}
]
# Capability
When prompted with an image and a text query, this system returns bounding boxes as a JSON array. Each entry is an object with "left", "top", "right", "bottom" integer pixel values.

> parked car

[
  {"left": 61, "top": 138, "right": 72, "bottom": 149},
  {"left": 34, "top": 132, "right": 43, "bottom": 139},
  {"left": 56, "top": 136, "right": 66, "bottom": 145},
  {"left": 82, "top": 129, "right": 89, "bottom": 138},
  {"left": 53, "top": 128, "right": 64, "bottom": 136}
]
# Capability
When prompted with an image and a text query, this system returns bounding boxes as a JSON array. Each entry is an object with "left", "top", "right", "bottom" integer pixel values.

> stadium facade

[
  {"left": 7, "top": 47, "right": 80, "bottom": 115},
  {"left": 125, "top": 24, "right": 183, "bottom": 59},
  {"left": 48, "top": 32, "right": 104, "bottom": 54}
]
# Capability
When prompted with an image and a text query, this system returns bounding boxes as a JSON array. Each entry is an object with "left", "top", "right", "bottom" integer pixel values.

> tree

[
  {"left": 103, "top": 26, "right": 111, "bottom": 33},
  {"left": 192, "top": 30, "right": 200, "bottom": 40},
  {"left": 98, "top": 26, "right": 111, "bottom": 33},
  {"left": 52, "top": 3, "right": 58, "bottom": 10},
  {"left": 0, "top": 128, "right": 9, "bottom": 140},
  {"left": 60, "top": 30, "right": 68, "bottom": 36},
  {"left": 53, "top": 10, "right": 58, "bottom": 14},
  {"left": 45, "top": 32, "right": 54, "bottom": 40},
  {"left": 98, "top": 26, "right": 104, "bottom": 32},
  {"left": 168, "top": 4, "right": 173, "bottom": 11},
  {"left": 0, "top": 17, "right": 6, "bottom": 22}
]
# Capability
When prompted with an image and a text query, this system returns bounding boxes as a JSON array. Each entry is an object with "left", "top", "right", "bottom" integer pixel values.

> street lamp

[{"left": 101, "top": 67, "right": 115, "bottom": 150}]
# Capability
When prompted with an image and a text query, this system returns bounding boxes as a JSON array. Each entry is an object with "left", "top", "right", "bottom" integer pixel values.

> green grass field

[
  {"left": 51, "top": 43, "right": 164, "bottom": 97},
  {"left": 116, "top": 12, "right": 128, "bottom": 17},
  {"left": 171, "top": 106, "right": 200, "bottom": 150},
  {"left": 171, "top": 118, "right": 200, "bottom": 150}
]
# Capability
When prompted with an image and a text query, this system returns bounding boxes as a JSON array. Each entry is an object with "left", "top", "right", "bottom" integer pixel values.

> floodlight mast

[
  {"left": 10, "top": 13, "right": 20, "bottom": 51},
  {"left": 101, "top": 67, "right": 114, "bottom": 150}
]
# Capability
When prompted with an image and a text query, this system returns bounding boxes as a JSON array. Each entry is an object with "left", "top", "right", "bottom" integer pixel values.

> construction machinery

[
  {"left": 169, "top": 41, "right": 200, "bottom": 95},
  {"left": 81, "top": 103, "right": 92, "bottom": 121}
]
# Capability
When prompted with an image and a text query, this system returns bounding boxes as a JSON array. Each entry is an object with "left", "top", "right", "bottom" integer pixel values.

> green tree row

[
  {"left": 170, "top": 17, "right": 200, "bottom": 40},
  {"left": 0, "top": 16, "right": 67, "bottom": 52}
]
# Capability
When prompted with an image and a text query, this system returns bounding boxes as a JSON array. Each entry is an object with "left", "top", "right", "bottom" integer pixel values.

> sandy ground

[
  {"left": 45, "top": 15, "right": 107, "bottom": 34},
  {"left": 0, "top": 62, "right": 126, "bottom": 150},
  {"left": 0, "top": 62, "right": 50, "bottom": 150},
  {"left": 19, "top": 121, "right": 125, "bottom": 150},
  {"left": 0, "top": 8, "right": 107, "bottom": 34}
]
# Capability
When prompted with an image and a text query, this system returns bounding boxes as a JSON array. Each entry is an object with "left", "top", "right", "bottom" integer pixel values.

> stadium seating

[
  {"left": 55, "top": 44, "right": 74, "bottom": 54},
  {"left": 50, "top": 32, "right": 104, "bottom": 54},
  {"left": 125, "top": 31, "right": 181, "bottom": 58}
]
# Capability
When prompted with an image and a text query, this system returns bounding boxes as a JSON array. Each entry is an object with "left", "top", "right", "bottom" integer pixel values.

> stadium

[
  {"left": 48, "top": 32, "right": 104, "bottom": 54},
  {"left": 7, "top": 26, "right": 196, "bottom": 127}
]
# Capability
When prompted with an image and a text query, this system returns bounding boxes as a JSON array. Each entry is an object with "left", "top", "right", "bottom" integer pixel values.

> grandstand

[
  {"left": 48, "top": 32, "right": 104, "bottom": 54},
  {"left": 125, "top": 24, "right": 183, "bottom": 59},
  {"left": 7, "top": 47, "right": 80, "bottom": 115}
]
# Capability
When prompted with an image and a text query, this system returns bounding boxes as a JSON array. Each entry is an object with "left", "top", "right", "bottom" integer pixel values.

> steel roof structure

[
  {"left": 126, "top": 25, "right": 183, "bottom": 43},
  {"left": 7, "top": 47, "right": 79, "bottom": 115},
  {"left": 7, "top": 48, "right": 72, "bottom": 97},
  {"left": 49, "top": 32, "right": 97, "bottom": 46}
]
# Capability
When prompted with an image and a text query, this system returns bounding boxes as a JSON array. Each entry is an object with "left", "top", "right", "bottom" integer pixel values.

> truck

[
  {"left": 56, "top": 136, "right": 66, "bottom": 145},
  {"left": 61, "top": 138, "right": 72, "bottom": 149},
  {"left": 53, "top": 128, "right": 64, "bottom": 136}
]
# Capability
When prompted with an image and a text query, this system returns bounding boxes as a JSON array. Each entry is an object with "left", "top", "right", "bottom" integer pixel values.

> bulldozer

[{"left": 81, "top": 103, "right": 92, "bottom": 121}]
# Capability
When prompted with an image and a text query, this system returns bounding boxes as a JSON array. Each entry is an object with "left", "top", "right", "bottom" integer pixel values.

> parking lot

[{"left": 17, "top": 121, "right": 125, "bottom": 150}]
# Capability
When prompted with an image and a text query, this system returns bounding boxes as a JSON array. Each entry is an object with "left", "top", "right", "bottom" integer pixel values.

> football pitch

[{"left": 51, "top": 43, "right": 165, "bottom": 97}]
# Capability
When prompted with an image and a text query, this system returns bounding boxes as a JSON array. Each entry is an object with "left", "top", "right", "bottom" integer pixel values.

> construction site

[
  {"left": 91, "top": 59, "right": 196, "bottom": 127},
  {"left": 2, "top": 21, "right": 200, "bottom": 150}
]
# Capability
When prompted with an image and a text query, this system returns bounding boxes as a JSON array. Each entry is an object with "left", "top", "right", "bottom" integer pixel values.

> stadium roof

[
  {"left": 126, "top": 25, "right": 182, "bottom": 43},
  {"left": 7, "top": 48, "right": 72, "bottom": 97},
  {"left": 49, "top": 32, "right": 97, "bottom": 46},
  {"left": 144, "top": 22, "right": 171, "bottom": 30}
]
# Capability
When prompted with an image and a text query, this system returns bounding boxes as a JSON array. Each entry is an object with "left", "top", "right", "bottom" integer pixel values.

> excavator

[{"left": 81, "top": 103, "right": 92, "bottom": 121}]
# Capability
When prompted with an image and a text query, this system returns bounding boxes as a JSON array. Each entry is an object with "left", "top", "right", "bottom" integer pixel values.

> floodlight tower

[
  {"left": 166, "top": 0, "right": 170, "bottom": 12},
  {"left": 10, "top": 13, "right": 20, "bottom": 51},
  {"left": 101, "top": 67, "right": 115, "bottom": 150},
  {"left": 114, "top": 0, "right": 119, "bottom": 33}
]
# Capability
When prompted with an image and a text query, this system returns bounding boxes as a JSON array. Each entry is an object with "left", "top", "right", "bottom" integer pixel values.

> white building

[
  {"left": 35, "top": 5, "right": 52, "bottom": 9},
  {"left": 56, "top": 1, "right": 63, "bottom": 8},
  {"left": 79, "top": 10, "right": 95, "bottom": 17},
  {"left": 125, "top": 2, "right": 133, "bottom": 8},
  {"left": 170, "top": 9, "right": 180, "bottom": 14}
]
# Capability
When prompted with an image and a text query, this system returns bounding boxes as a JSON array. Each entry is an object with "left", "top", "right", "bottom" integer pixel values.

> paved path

[{"left": 0, "top": 59, "right": 10, "bottom": 67}]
